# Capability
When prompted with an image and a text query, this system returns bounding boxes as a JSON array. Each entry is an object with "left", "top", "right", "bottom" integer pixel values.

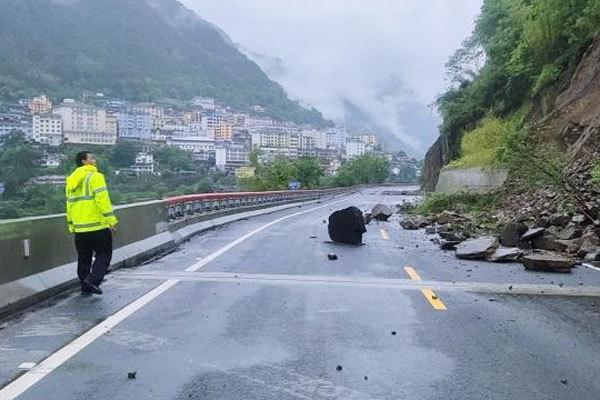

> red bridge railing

[{"left": 164, "top": 189, "right": 345, "bottom": 220}]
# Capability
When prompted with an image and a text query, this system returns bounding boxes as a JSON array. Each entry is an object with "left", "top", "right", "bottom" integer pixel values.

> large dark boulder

[{"left": 328, "top": 207, "right": 367, "bottom": 245}]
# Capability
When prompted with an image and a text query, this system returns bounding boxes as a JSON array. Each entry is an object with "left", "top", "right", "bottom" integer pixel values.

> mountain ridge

[{"left": 0, "top": 0, "right": 325, "bottom": 124}]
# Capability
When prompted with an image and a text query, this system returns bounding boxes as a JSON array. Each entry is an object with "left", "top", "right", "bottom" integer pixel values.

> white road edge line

[
  {"left": 582, "top": 263, "right": 600, "bottom": 273},
  {"left": 185, "top": 195, "right": 353, "bottom": 272},
  {"left": 0, "top": 195, "right": 354, "bottom": 400}
]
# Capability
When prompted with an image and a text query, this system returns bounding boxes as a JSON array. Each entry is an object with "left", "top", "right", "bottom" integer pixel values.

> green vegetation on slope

[
  {"left": 437, "top": 0, "right": 600, "bottom": 164},
  {"left": 591, "top": 160, "right": 600, "bottom": 185},
  {"left": 448, "top": 106, "right": 529, "bottom": 169},
  {"left": 244, "top": 153, "right": 390, "bottom": 191},
  {"left": 0, "top": 0, "right": 325, "bottom": 125},
  {"left": 0, "top": 132, "right": 237, "bottom": 219},
  {"left": 411, "top": 191, "right": 505, "bottom": 216}
]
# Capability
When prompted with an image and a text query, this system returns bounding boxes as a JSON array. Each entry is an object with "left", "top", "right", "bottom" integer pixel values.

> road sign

[{"left": 288, "top": 181, "right": 301, "bottom": 190}]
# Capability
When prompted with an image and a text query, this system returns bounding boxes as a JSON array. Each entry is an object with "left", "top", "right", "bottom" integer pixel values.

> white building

[
  {"left": 55, "top": 100, "right": 117, "bottom": 145},
  {"left": 117, "top": 112, "right": 152, "bottom": 140},
  {"left": 32, "top": 114, "right": 62, "bottom": 146},
  {"left": 215, "top": 144, "right": 249, "bottom": 171},
  {"left": 326, "top": 125, "right": 348, "bottom": 150},
  {"left": 131, "top": 152, "right": 155, "bottom": 174},
  {"left": 345, "top": 139, "right": 366, "bottom": 159},
  {"left": 44, "top": 154, "right": 61, "bottom": 168},
  {"left": 244, "top": 117, "right": 276, "bottom": 133},
  {"left": 301, "top": 129, "right": 328, "bottom": 151},
  {"left": 193, "top": 97, "right": 216, "bottom": 110},
  {"left": 167, "top": 137, "right": 215, "bottom": 161},
  {"left": 0, "top": 118, "right": 32, "bottom": 139}
]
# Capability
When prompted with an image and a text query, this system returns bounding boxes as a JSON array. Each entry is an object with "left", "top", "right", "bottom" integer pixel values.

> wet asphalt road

[{"left": 1, "top": 187, "right": 600, "bottom": 400}]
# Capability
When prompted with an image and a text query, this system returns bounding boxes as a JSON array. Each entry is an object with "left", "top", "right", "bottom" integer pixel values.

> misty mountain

[
  {"left": 0, "top": 0, "right": 324, "bottom": 124},
  {"left": 245, "top": 48, "right": 438, "bottom": 157}
]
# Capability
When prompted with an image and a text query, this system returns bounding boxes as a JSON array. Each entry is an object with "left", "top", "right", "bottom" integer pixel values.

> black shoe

[{"left": 82, "top": 280, "right": 102, "bottom": 295}]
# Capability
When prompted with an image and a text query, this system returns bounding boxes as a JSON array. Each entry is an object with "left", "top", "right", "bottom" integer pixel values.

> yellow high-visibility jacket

[{"left": 65, "top": 165, "right": 118, "bottom": 233}]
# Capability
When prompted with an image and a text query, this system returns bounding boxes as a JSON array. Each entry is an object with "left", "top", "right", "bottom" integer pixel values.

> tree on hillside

[
  {"left": 153, "top": 146, "right": 195, "bottom": 172},
  {"left": 108, "top": 140, "right": 140, "bottom": 168},
  {"left": 0, "top": 131, "right": 43, "bottom": 197},
  {"left": 335, "top": 154, "right": 390, "bottom": 186},
  {"left": 294, "top": 157, "right": 324, "bottom": 189}
]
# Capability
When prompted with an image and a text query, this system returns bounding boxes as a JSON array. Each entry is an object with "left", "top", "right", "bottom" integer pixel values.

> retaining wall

[
  {"left": 0, "top": 189, "right": 346, "bottom": 318},
  {"left": 435, "top": 167, "right": 508, "bottom": 194}
]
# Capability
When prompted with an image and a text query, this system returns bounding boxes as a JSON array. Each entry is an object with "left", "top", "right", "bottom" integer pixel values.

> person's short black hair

[{"left": 75, "top": 151, "right": 91, "bottom": 167}]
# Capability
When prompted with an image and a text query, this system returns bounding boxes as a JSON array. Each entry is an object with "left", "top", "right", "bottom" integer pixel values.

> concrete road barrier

[{"left": 0, "top": 189, "right": 347, "bottom": 318}]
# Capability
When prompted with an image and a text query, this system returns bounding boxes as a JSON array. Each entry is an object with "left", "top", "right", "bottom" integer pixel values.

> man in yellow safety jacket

[{"left": 66, "top": 151, "right": 118, "bottom": 295}]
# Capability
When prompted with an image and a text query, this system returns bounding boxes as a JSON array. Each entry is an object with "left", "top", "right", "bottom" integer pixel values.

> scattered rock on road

[
  {"left": 437, "top": 210, "right": 459, "bottom": 225},
  {"left": 500, "top": 222, "right": 527, "bottom": 247},
  {"left": 521, "top": 228, "right": 545, "bottom": 241},
  {"left": 371, "top": 204, "right": 393, "bottom": 221},
  {"left": 440, "top": 240, "right": 461, "bottom": 251},
  {"left": 558, "top": 226, "right": 583, "bottom": 241},
  {"left": 522, "top": 252, "right": 575, "bottom": 273},
  {"left": 327, "top": 253, "right": 338, "bottom": 260},
  {"left": 336, "top": 365, "right": 343, "bottom": 372},
  {"left": 488, "top": 247, "right": 524, "bottom": 262},
  {"left": 400, "top": 219, "right": 419, "bottom": 230},
  {"left": 127, "top": 371, "right": 137, "bottom": 379},
  {"left": 550, "top": 214, "right": 571, "bottom": 227},
  {"left": 456, "top": 236, "right": 499, "bottom": 260}
]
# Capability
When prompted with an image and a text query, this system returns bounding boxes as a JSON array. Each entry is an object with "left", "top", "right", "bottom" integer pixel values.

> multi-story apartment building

[
  {"left": 259, "top": 147, "right": 299, "bottom": 162},
  {"left": 251, "top": 128, "right": 299, "bottom": 149},
  {"left": 116, "top": 112, "right": 152, "bottom": 140},
  {"left": 345, "top": 139, "right": 367, "bottom": 159},
  {"left": 0, "top": 116, "right": 32, "bottom": 139},
  {"left": 244, "top": 117, "right": 276, "bottom": 133},
  {"left": 192, "top": 97, "right": 216, "bottom": 110},
  {"left": 215, "top": 122, "right": 233, "bottom": 141},
  {"left": 167, "top": 137, "right": 215, "bottom": 161},
  {"left": 55, "top": 100, "right": 117, "bottom": 145},
  {"left": 130, "top": 103, "right": 164, "bottom": 132},
  {"left": 215, "top": 143, "right": 249, "bottom": 171},
  {"left": 32, "top": 114, "right": 62, "bottom": 146},
  {"left": 29, "top": 95, "right": 52, "bottom": 115},
  {"left": 201, "top": 111, "right": 225, "bottom": 135},
  {"left": 182, "top": 110, "right": 201, "bottom": 124}
]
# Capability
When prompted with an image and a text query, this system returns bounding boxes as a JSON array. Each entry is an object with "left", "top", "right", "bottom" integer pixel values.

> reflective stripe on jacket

[{"left": 65, "top": 165, "right": 118, "bottom": 233}]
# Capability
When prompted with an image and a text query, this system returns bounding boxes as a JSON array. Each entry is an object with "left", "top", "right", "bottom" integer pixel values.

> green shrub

[
  {"left": 448, "top": 116, "right": 510, "bottom": 169},
  {"left": 413, "top": 191, "right": 504, "bottom": 216},
  {"left": 532, "top": 64, "right": 561, "bottom": 95},
  {"left": 592, "top": 160, "right": 600, "bottom": 185}
]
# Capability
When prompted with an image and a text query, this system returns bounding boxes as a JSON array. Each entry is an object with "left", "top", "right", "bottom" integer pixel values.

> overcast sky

[{"left": 181, "top": 0, "right": 482, "bottom": 154}]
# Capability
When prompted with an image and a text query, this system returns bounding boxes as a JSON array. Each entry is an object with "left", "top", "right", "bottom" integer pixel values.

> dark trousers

[{"left": 74, "top": 228, "right": 113, "bottom": 286}]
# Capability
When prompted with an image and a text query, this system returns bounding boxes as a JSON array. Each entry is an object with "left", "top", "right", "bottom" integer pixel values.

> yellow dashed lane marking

[
  {"left": 404, "top": 267, "right": 447, "bottom": 310},
  {"left": 379, "top": 229, "right": 390, "bottom": 240}
]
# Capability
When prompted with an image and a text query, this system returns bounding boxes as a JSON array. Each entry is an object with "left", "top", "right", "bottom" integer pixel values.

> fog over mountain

[{"left": 181, "top": 0, "right": 482, "bottom": 156}]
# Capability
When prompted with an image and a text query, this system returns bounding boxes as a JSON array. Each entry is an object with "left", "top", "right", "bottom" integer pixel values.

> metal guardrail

[{"left": 164, "top": 189, "right": 345, "bottom": 220}]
